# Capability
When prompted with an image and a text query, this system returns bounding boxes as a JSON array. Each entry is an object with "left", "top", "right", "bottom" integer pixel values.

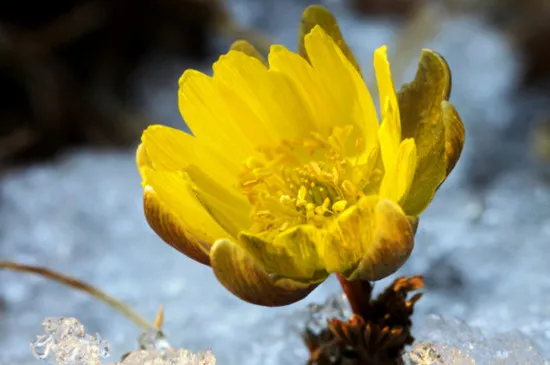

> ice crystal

[
  {"left": 30, "top": 317, "right": 215, "bottom": 365},
  {"left": 30, "top": 317, "right": 110, "bottom": 365},
  {"left": 138, "top": 329, "right": 172, "bottom": 351},
  {"left": 305, "top": 293, "right": 351, "bottom": 335},
  {"left": 403, "top": 315, "right": 550, "bottom": 365},
  {"left": 114, "top": 349, "right": 215, "bottom": 365}
]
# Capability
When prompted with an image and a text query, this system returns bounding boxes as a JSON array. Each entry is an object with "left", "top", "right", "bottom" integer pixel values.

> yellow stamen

[
  {"left": 332, "top": 200, "right": 348, "bottom": 213},
  {"left": 239, "top": 126, "right": 368, "bottom": 232}
]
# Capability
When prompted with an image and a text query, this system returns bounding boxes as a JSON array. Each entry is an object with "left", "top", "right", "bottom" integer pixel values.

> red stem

[{"left": 336, "top": 273, "right": 373, "bottom": 319}]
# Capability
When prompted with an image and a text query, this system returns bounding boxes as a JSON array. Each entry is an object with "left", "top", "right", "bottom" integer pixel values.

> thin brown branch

[
  {"left": 153, "top": 305, "right": 165, "bottom": 329},
  {"left": 0, "top": 260, "right": 154, "bottom": 331}
]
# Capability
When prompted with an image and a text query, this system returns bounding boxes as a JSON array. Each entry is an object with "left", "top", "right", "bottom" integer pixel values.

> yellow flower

[{"left": 136, "top": 5, "right": 465, "bottom": 306}]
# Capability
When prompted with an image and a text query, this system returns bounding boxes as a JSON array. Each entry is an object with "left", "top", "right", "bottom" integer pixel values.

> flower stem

[
  {"left": 336, "top": 273, "right": 373, "bottom": 319},
  {"left": 0, "top": 260, "right": 154, "bottom": 331}
]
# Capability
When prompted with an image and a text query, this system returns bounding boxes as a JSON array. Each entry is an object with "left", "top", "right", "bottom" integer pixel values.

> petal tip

[
  {"left": 143, "top": 186, "right": 211, "bottom": 266},
  {"left": 301, "top": 5, "right": 336, "bottom": 30},
  {"left": 230, "top": 40, "right": 266, "bottom": 64},
  {"left": 136, "top": 143, "right": 150, "bottom": 173},
  {"left": 375, "top": 45, "right": 389, "bottom": 56},
  {"left": 298, "top": 5, "right": 361, "bottom": 72},
  {"left": 419, "top": 49, "right": 452, "bottom": 100}
]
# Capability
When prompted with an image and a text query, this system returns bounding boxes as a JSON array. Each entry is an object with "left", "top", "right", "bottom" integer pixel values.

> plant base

[{"left": 303, "top": 276, "right": 424, "bottom": 365}]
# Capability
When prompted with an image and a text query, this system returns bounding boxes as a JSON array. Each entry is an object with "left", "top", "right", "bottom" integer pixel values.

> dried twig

[{"left": 0, "top": 260, "right": 154, "bottom": 331}]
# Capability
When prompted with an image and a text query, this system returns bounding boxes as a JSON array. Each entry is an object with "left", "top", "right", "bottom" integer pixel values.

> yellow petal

[
  {"left": 324, "top": 195, "right": 379, "bottom": 275},
  {"left": 139, "top": 126, "right": 252, "bottom": 238},
  {"left": 213, "top": 50, "right": 313, "bottom": 141},
  {"left": 375, "top": 46, "right": 401, "bottom": 171},
  {"left": 210, "top": 239, "right": 319, "bottom": 306},
  {"left": 378, "top": 99, "right": 400, "bottom": 172},
  {"left": 136, "top": 142, "right": 151, "bottom": 171},
  {"left": 141, "top": 167, "right": 231, "bottom": 262},
  {"left": 141, "top": 125, "right": 191, "bottom": 171},
  {"left": 304, "top": 26, "right": 379, "bottom": 154},
  {"left": 238, "top": 226, "right": 329, "bottom": 282},
  {"left": 185, "top": 164, "right": 253, "bottom": 239},
  {"left": 139, "top": 125, "right": 239, "bottom": 184},
  {"left": 267, "top": 45, "right": 334, "bottom": 134},
  {"left": 397, "top": 50, "right": 453, "bottom": 215},
  {"left": 143, "top": 186, "right": 210, "bottom": 266},
  {"left": 379, "top": 138, "right": 417, "bottom": 203},
  {"left": 230, "top": 40, "right": 266, "bottom": 64},
  {"left": 352, "top": 199, "right": 415, "bottom": 281},
  {"left": 298, "top": 5, "right": 361, "bottom": 72},
  {"left": 442, "top": 101, "right": 465, "bottom": 176},
  {"left": 374, "top": 46, "right": 399, "bottom": 120},
  {"left": 178, "top": 69, "right": 258, "bottom": 158}
]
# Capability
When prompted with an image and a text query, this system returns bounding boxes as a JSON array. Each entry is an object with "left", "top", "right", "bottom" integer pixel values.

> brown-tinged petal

[
  {"left": 397, "top": 49, "right": 452, "bottom": 216},
  {"left": 138, "top": 140, "right": 211, "bottom": 265},
  {"left": 351, "top": 199, "right": 415, "bottom": 281},
  {"left": 325, "top": 195, "right": 378, "bottom": 276},
  {"left": 141, "top": 166, "right": 232, "bottom": 265},
  {"left": 210, "top": 239, "right": 319, "bottom": 306},
  {"left": 230, "top": 40, "right": 267, "bottom": 64},
  {"left": 143, "top": 186, "right": 211, "bottom": 266},
  {"left": 238, "top": 226, "right": 329, "bottom": 282},
  {"left": 441, "top": 100, "right": 465, "bottom": 176},
  {"left": 298, "top": 5, "right": 361, "bottom": 72}
]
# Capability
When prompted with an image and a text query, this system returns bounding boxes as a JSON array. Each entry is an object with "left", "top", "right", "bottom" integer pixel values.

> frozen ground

[{"left": 2, "top": 1, "right": 550, "bottom": 364}]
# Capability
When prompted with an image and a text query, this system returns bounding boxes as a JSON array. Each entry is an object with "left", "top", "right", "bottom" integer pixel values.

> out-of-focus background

[{"left": 1, "top": 0, "right": 550, "bottom": 364}]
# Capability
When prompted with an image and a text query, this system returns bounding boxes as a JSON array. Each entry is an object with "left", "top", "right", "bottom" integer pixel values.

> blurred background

[{"left": 1, "top": 0, "right": 550, "bottom": 364}]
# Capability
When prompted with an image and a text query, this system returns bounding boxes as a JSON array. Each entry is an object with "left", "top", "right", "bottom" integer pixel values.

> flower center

[{"left": 238, "top": 125, "right": 382, "bottom": 234}]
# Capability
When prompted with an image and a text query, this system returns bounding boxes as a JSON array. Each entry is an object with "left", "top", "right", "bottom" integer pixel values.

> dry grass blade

[{"left": 0, "top": 260, "right": 154, "bottom": 331}]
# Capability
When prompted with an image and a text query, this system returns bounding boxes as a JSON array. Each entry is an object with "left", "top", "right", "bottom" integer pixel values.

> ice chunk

[
  {"left": 31, "top": 317, "right": 215, "bottom": 365},
  {"left": 404, "top": 315, "right": 550, "bottom": 365},
  {"left": 138, "top": 329, "right": 172, "bottom": 351},
  {"left": 237, "top": 292, "right": 350, "bottom": 365},
  {"left": 30, "top": 317, "right": 110, "bottom": 365},
  {"left": 406, "top": 342, "right": 475, "bottom": 365},
  {"left": 305, "top": 293, "right": 351, "bottom": 335},
  {"left": 115, "top": 349, "right": 215, "bottom": 365}
]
